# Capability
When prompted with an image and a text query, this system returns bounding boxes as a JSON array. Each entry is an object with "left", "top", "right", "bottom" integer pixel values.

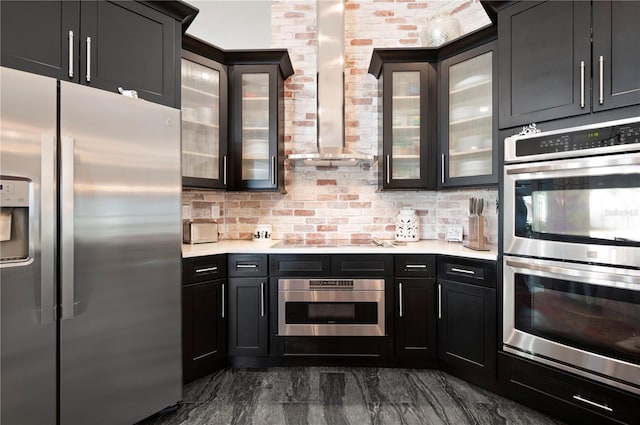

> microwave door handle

[
  {"left": 40, "top": 134, "right": 56, "bottom": 325},
  {"left": 61, "top": 136, "right": 75, "bottom": 320}
]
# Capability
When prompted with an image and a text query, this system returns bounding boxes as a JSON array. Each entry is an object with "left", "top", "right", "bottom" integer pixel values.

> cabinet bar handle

[
  {"left": 386, "top": 155, "right": 390, "bottom": 184},
  {"left": 405, "top": 264, "right": 427, "bottom": 269},
  {"left": 573, "top": 395, "right": 613, "bottom": 412},
  {"left": 579, "top": 61, "right": 585, "bottom": 108},
  {"left": 598, "top": 56, "right": 604, "bottom": 105},
  {"left": 451, "top": 267, "right": 474, "bottom": 275},
  {"left": 260, "top": 282, "right": 265, "bottom": 317},
  {"left": 441, "top": 154, "right": 445, "bottom": 183},
  {"left": 398, "top": 282, "right": 403, "bottom": 317},
  {"left": 236, "top": 264, "right": 258, "bottom": 269},
  {"left": 86, "top": 37, "right": 91, "bottom": 82},
  {"left": 68, "top": 31, "right": 74, "bottom": 78},
  {"left": 221, "top": 283, "right": 225, "bottom": 318},
  {"left": 195, "top": 266, "right": 218, "bottom": 273},
  {"left": 193, "top": 351, "right": 216, "bottom": 361},
  {"left": 223, "top": 155, "right": 227, "bottom": 185},
  {"left": 437, "top": 283, "right": 442, "bottom": 319},
  {"left": 271, "top": 155, "right": 276, "bottom": 185}
]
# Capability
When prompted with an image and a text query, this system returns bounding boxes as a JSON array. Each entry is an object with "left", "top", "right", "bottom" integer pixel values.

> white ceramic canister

[
  {"left": 253, "top": 224, "right": 272, "bottom": 241},
  {"left": 395, "top": 208, "right": 419, "bottom": 242}
]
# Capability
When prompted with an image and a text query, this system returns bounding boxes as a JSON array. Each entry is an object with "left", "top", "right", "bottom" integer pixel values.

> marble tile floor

[{"left": 138, "top": 367, "right": 565, "bottom": 425}]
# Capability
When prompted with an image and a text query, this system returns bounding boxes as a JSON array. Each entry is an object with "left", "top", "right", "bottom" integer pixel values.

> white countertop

[{"left": 182, "top": 240, "right": 498, "bottom": 261}]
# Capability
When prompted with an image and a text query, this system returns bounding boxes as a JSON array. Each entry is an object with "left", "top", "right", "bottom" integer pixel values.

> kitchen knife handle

[
  {"left": 221, "top": 283, "right": 225, "bottom": 319},
  {"left": 598, "top": 56, "right": 604, "bottom": 105},
  {"left": 61, "top": 136, "right": 75, "bottom": 320},
  {"left": 579, "top": 61, "right": 585, "bottom": 108},
  {"left": 40, "top": 134, "right": 57, "bottom": 325},
  {"left": 68, "top": 31, "right": 74, "bottom": 78},
  {"left": 398, "top": 282, "right": 403, "bottom": 317},
  {"left": 86, "top": 37, "right": 91, "bottom": 82},
  {"left": 260, "top": 282, "right": 265, "bottom": 317},
  {"left": 386, "top": 155, "right": 390, "bottom": 184},
  {"left": 223, "top": 155, "right": 227, "bottom": 186}
]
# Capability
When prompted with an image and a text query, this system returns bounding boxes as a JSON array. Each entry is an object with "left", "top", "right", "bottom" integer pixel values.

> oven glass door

[
  {"left": 504, "top": 153, "right": 640, "bottom": 266},
  {"left": 504, "top": 256, "right": 640, "bottom": 393}
]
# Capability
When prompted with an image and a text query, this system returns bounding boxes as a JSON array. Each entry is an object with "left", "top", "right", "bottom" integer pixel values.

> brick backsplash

[{"left": 183, "top": 1, "right": 498, "bottom": 245}]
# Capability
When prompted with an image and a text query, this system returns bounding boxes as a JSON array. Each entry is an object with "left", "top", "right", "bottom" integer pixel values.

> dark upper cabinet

[
  {"left": 228, "top": 62, "right": 288, "bottom": 192},
  {"left": 437, "top": 257, "right": 496, "bottom": 383},
  {"left": 181, "top": 40, "right": 229, "bottom": 189},
  {"left": 592, "top": 1, "right": 640, "bottom": 112},
  {"left": 499, "top": 1, "right": 640, "bottom": 129},
  {"left": 1, "top": 1, "right": 194, "bottom": 108},
  {"left": 438, "top": 41, "right": 498, "bottom": 188},
  {"left": 1, "top": 1, "right": 79, "bottom": 81},
  {"left": 376, "top": 60, "right": 437, "bottom": 190}
]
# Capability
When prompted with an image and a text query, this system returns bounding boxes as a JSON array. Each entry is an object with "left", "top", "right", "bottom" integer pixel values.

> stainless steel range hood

[{"left": 287, "top": 0, "right": 375, "bottom": 167}]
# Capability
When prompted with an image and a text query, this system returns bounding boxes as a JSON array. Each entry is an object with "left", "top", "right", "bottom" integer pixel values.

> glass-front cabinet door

[
  {"left": 439, "top": 41, "right": 497, "bottom": 188},
  {"left": 382, "top": 62, "right": 435, "bottom": 190},
  {"left": 181, "top": 51, "right": 228, "bottom": 189},
  {"left": 230, "top": 64, "right": 283, "bottom": 191}
]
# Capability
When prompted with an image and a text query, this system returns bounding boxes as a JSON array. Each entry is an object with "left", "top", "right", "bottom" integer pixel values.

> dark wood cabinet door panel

[
  {"left": 394, "top": 255, "right": 436, "bottom": 278},
  {"left": 331, "top": 254, "right": 393, "bottom": 277},
  {"left": 183, "top": 255, "right": 227, "bottom": 284},
  {"left": 1, "top": 1, "right": 79, "bottom": 81},
  {"left": 499, "top": 1, "right": 591, "bottom": 128},
  {"left": 228, "top": 278, "right": 268, "bottom": 356},
  {"left": 182, "top": 279, "right": 226, "bottom": 383},
  {"left": 269, "top": 254, "right": 332, "bottom": 277},
  {"left": 80, "top": 1, "right": 178, "bottom": 106},
  {"left": 438, "top": 279, "right": 496, "bottom": 378},
  {"left": 593, "top": 1, "right": 640, "bottom": 112},
  {"left": 395, "top": 278, "right": 436, "bottom": 358},
  {"left": 228, "top": 254, "right": 268, "bottom": 277}
]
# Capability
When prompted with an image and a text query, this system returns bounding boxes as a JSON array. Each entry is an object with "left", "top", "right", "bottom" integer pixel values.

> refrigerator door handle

[
  {"left": 61, "top": 136, "right": 75, "bottom": 320},
  {"left": 40, "top": 134, "right": 57, "bottom": 324}
]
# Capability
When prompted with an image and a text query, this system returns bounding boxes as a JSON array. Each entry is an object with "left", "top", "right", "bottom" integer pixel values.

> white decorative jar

[{"left": 395, "top": 208, "right": 419, "bottom": 241}]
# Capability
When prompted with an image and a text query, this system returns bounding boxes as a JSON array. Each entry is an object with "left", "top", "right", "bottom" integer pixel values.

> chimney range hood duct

[{"left": 287, "top": 0, "right": 375, "bottom": 167}]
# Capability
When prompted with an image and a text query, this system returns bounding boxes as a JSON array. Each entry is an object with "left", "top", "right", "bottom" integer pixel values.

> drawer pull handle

[
  {"left": 572, "top": 395, "right": 613, "bottom": 412},
  {"left": 195, "top": 266, "right": 218, "bottom": 273},
  {"left": 405, "top": 264, "right": 427, "bottom": 269},
  {"left": 236, "top": 264, "right": 258, "bottom": 269},
  {"left": 451, "top": 267, "right": 475, "bottom": 275}
]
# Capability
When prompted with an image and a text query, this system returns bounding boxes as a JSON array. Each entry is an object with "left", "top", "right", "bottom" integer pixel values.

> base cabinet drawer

[{"left": 500, "top": 353, "right": 639, "bottom": 425}]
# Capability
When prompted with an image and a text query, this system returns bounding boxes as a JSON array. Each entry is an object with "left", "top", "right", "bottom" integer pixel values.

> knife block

[{"left": 466, "top": 215, "right": 488, "bottom": 251}]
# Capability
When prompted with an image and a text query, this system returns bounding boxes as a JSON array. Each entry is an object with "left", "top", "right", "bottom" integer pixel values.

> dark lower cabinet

[
  {"left": 395, "top": 278, "right": 436, "bottom": 358},
  {"left": 437, "top": 257, "right": 496, "bottom": 384},
  {"left": 500, "top": 353, "right": 639, "bottom": 425},
  {"left": 182, "top": 279, "right": 226, "bottom": 384},
  {"left": 227, "top": 278, "right": 269, "bottom": 357}
]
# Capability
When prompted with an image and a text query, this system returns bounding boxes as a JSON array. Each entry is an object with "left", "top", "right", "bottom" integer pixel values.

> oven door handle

[
  {"left": 506, "top": 154, "right": 640, "bottom": 175},
  {"left": 505, "top": 259, "right": 640, "bottom": 290}
]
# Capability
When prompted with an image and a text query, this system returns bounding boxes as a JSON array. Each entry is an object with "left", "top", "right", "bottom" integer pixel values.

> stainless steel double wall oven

[{"left": 503, "top": 117, "right": 640, "bottom": 395}]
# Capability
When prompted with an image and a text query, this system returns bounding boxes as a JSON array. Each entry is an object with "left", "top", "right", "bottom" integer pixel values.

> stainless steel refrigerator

[{"left": 0, "top": 66, "right": 182, "bottom": 425}]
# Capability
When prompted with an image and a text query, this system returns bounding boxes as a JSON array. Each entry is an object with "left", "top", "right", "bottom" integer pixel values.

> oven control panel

[
  {"left": 515, "top": 121, "right": 640, "bottom": 157},
  {"left": 309, "top": 280, "right": 353, "bottom": 288}
]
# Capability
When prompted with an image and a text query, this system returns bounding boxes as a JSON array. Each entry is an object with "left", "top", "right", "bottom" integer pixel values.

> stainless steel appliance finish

[
  {"left": 1, "top": 67, "right": 182, "bottom": 425},
  {"left": 183, "top": 220, "right": 219, "bottom": 244},
  {"left": 278, "top": 278, "right": 385, "bottom": 336},
  {"left": 503, "top": 255, "right": 640, "bottom": 395}
]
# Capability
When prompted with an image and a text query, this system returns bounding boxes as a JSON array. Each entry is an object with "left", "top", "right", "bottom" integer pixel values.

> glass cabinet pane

[
  {"left": 392, "top": 71, "right": 421, "bottom": 180},
  {"left": 241, "top": 73, "right": 270, "bottom": 181},
  {"left": 448, "top": 51, "right": 493, "bottom": 178},
  {"left": 181, "top": 58, "right": 221, "bottom": 180}
]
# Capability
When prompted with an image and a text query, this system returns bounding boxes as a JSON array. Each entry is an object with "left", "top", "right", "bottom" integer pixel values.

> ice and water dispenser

[{"left": 0, "top": 178, "right": 30, "bottom": 262}]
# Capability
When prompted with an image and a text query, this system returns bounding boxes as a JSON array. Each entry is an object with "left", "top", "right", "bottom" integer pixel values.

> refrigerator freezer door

[
  {"left": 59, "top": 82, "right": 182, "bottom": 425},
  {"left": 0, "top": 67, "right": 57, "bottom": 425}
]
